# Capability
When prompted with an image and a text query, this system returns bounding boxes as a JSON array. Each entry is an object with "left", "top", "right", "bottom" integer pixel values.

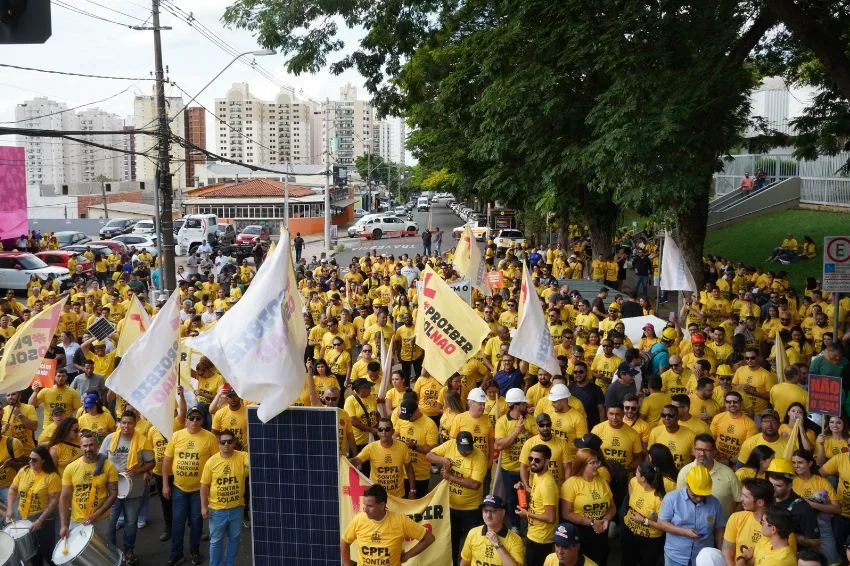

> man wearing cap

[
  {"left": 541, "top": 383, "right": 589, "bottom": 452},
  {"left": 350, "top": 417, "right": 415, "bottom": 498},
  {"left": 681, "top": 332, "right": 718, "bottom": 376},
  {"left": 520, "top": 414, "right": 570, "bottom": 488},
  {"left": 211, "top": 387, "right": 248, "bottom": 450},
  {"left": 460, "top": 494, "right": 525, "bottom": 566},
  {"left": 519, "top": 444, "right": 558, "bottom": 565},
  {"left": 710, "top": 390, "right": 757, "bottom": 466},
  {"left": 394, "top": 399, "right": 438, "bottom": 498},
  {"left": 427, "top": 431, "right": 488, "bottom": 563},
  {"left": 496, "top": 388, "right": 537, "bottom": 525},
  {"left": 737, "top": 409, "right": 788, "bottom": 466},
  {"left": 450, "top": 388, "right": 495, "bottom": 464},
  {"left": 344, "top": 379, "right": 381, "bottom": 472},
  {"left": 605, "top": 362, "right": 638, "bottom": 408},
  {"left": 81, "top": 336, "right": 120, "bottom": 379},
  {"left": 543, "top": 522, "right": 598, "bottom": 566},
  {"left": 767, "top": 458, "right": 821, "bottom": 551},
  {"left": 656, "top": 465, "right": 727, "bottom": 566},
  {"left": 648, "top": 328, "right": 677, "bottom": 377},
  {"left": 733, "top": 348, "right": 775, "bottom": 416},
  {"left": 341, "top": 483, "right": 434, "bottom": 566},
  {"left": 163, "top": 406, "right": 219, "bottom": 566}
]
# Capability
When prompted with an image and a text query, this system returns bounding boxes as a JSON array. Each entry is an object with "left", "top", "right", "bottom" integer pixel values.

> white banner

[
  {"left": 186, "top": 233, "right": 307, "bottom": 422},
  {"left": 660, "top": 230, "right": 697, "bottom": 292},
  {"left": 106, "top": 290, "right": 181, "bottom": 439},
  {"left": 453, "top": 224, "right": 491, "bottom": 296},
  {"left": 509, "top": 264, "right": 560, "bottom": 376},
  {"left": 417, "top": 278, "right": 472, "bottom": 304}
]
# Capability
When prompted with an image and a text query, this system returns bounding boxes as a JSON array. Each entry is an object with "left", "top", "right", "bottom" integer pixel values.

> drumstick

[{"left": 62, "top": 535, "right": 69, "bottom": 555}]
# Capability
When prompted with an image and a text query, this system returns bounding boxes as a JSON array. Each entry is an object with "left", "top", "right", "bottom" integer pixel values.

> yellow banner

[
  {"left": 414, "top": 266, "right": 491, "bottom": 384},
  {"left": 452, "top": 224, "right": 471, "bottom": 275},
  {"left": 338, "top": 457, "right": 452, "bottom": 566},
  {"left": 774, "top": 331, "right": 789, "bottom": 383},
  {"left": 116, "top": 294, "right": 151, "bottom": 356},
  {"left": 0, "top": 297, "right": 67, "bottom": 393}
]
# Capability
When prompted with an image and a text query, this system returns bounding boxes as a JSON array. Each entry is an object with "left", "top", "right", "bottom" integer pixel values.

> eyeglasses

[
  {"left": 661, "top": 413, "right": 676, "bottom": 418},
  {"left": 219, "top": 439, "right": 234, "bottom": 445},
  {"left": 187, "top": 416, "right": 203, "bottom": 422},
  {"left": 537, "top": 422, "right": 552, "bottom": 428},
  {"left": 333, "top": 342, "right": 342, "bottom": 346},
  {"left": 377, "top": 428, "right": 393, "bottom": 433},
  {"left": 324, "top": 397, "right": 339, "bottom": 403},
  {"left": 624, "top": 406, "right": 638, "bottom": 411},
  {"left": 745, "top": 356, "right": 757, "bottom": 360},
  {"left": 28, "top": 457, "right": 39, "bottom": 463},
  {"left": 528, "top": 456, "right": 544, "bottom": 463},
  {"left": 362, "top": 349, "right": 372, "bottom": 353}
]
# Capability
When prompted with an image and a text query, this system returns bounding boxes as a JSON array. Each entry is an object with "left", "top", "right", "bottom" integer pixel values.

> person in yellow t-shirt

[
  {"left": 341, "top": 483, "right": 434, "bottom": 566},
  {"left": 394, "top": 314, "right": 424, "bottom": 380},
  {"left": 623, "top": 462, "right": 666, "bottom": 565},
  {"left": 199, "top": 429, "right": 250, "bottom": 566},
  {"left": 543, "top": 521, "right": 601, "bottom": 566},
  {"left": 2, "top": 391, "right": 38, "bottom": 453},
  {"left": 7, "top": 446, "right": 62, "bottom": 532},
  {"left": 30, "top": 367, "right": 82, "bottom": 415},
  {"left": 648, "top": 405, "right": 696, "bottom": 469},
  {"left": 733, "top": 349, "right": 775, "bottom": 415},
  {"left": 495, "top": 389, "right": 537, "bottom": 522},
  {"left": 722, "top": 477, "right": 775, "bottom": 565},
  {"left": 459, "top": 494, "right": 525, "bottom": 566},
  {"left": 344, "top": 379, "right": 380, "bottom": 453},
  {"left": 751, "top": 507, "right": 797, "bottom": 566},
  {"left": 350, "top": 418, "right": 414, "bottom": 499},
  {"left": 518, "top": 444, "right": 558, "bottom": 563},
  {"left": 211, "top": 389, "right": 249, "bottom": 451},
  {"left": 81, "top": 338, "right": 119, "bottom": 378},
  {"left": 394, "top": 400, "right": 439, "bottom": 496},
  {"left": 590, "top": 340, "right": 621, "bottom": 392},
  {"left": 737, "top": 410, "right": 787, "bottom": 465},
  {"left": 449, "top": 388, "right": 494, "bottom": 462},
  {"left": 590, "top": 405, "right": 643, "bottom": 470},
  {"left": 815, "top": 416, "right": 849, "bottom": 467},
  {"left": 520, "top": 415, "right": 570, "bottom": 488},
  {"left": 59, "top": 432, "right": 118, "bottom": 537},
  {"left": 710, "top": 390, "right": 758, "bottom": 465}
]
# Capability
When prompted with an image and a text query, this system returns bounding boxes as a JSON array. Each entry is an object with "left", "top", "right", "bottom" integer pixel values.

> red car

[
  {"left": 87, "top": 240, "right": 129, "bottom": 255},
  {"left": 35, "top": 250, "right": 94, "bottom": 276},
  {"left": 235, "top": 225, "right": 271, "bottom": 248}
]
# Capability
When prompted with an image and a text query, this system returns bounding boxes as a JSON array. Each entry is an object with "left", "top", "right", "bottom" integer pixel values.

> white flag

[
  {"left": 186, "top": 232, "right": 307, "bottom": 422},
  {"left": 659, "top": 230, "right": 697, "bottom": 292},
  {"left": 508, "top": 264, "right": 560, "bottom": 377},
  {"left": 106, "top": 290, "right": 181, "bottom": 439},
  {"left": 452, "top": 224, "right": 491, "bottom": 296}
]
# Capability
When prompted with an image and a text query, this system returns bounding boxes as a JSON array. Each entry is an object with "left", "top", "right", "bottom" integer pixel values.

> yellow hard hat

[
  {"left": 715, "top": 364, "right": 734, "bottom": 377},
  {"left": 685, "top": 465, "right": 713, "bottom": 496},
  {"left": 661, "top": 328, "right": 677, "bottom": 341},
  {"left": 766, "top": 458, "right": 794, "bottom": 478},
  {"left": 92, "top": 339, "right": 105, "bottom": 347}
]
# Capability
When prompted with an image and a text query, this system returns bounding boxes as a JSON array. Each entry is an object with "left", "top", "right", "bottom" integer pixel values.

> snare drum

[
  {"left": 52, "top": 524, "right": 122, "bottom": 566},
  {"left": 0, "top": 532, "right": 16, "bottom": 566},
  {"left": 4, "top": 520, "right": 37, "bottom": 561},
  {"left": 117, "top": 473, "right": 134, "bottom": 500}
]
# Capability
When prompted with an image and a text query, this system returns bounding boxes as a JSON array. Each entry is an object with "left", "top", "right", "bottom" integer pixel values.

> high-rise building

[
  {"left": 184, "top": 107, "right": 206, "bottom": 186},
  {"left": 323, "top": 83, "right": 378, "bottom": 167},
  {"left": 68, "top": 108, "right": 125, "bottom": 184},
  {"left": 133, "top": 92, "right": 186, "bottom": 188},
  {"left": 214, "top": 83, "right": 319, "bottom": 167},
  {"left": 376, "top": 117, "right": 406, "bottom": 164},
  {"left": 122, "top": 123, "right": 136, "bottom": 181}
]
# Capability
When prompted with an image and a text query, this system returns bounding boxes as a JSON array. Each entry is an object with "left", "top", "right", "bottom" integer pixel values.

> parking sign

[{"left": 823, "top": 236, "right": 850, "bottom": 292}]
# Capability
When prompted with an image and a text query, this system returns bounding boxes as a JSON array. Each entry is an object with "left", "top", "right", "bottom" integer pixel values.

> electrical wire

[
  {"left": 1, "top": 85, "right": 143, "bottom": 125},
  {"left": 0, "top": 63, "right": 155, "bottom": 82},
  {"left": 77, "top": 0, "right": 150, "bottom": 22},
  {"left": 51, "top": 0, "right": 139, "bottom": 28}
]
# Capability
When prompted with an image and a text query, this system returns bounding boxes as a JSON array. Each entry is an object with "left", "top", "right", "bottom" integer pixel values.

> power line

[
  {"left": 77, "top": 0, "right": 149, "bottom": 22},
  {"left": 1, "top": 85, "right": 143, "bottom": 124},
  {"left": 52, "top": 0, "right": 139, "bottom": 28},
  {"left": 0, "top": 63, "right": 155, "bottom": 81},
  {"left": 0, "top": 126, "right": 158, "bottom": 137}
]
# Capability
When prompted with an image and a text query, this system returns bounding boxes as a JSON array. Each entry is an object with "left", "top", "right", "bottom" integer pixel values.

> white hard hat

[
  {"left": 505, "top": 388, "right": 527, "bottom": 404},
  {"left": 548, "top": 383, "right": 571, "bottom": 401},
  {"left": 467, "top": 387, "right": 487, "bottom": 404}
]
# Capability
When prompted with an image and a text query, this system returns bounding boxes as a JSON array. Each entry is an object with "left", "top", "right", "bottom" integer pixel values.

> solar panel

[{"left": 247, "top": 406, "right": 340, "bottom": 565}]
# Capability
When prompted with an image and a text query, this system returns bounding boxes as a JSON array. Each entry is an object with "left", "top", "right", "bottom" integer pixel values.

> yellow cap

[
  {"left": 661, "top": 328, "right": 678, "bottom": 341},
  {"left": 766, "top": 458, "right": 794, "bottom": 477},
  {"left": 715, "top": 364, "right": 734, "bottom": 377},
  {"left": 685, "top": 465, "right": 713, "bottom": 496},
  {"left": 92, "top": 339, "right": 105, "bottom": 347},
  {"left": 608, "top": 302, "right": 620, "bottom": 311}
]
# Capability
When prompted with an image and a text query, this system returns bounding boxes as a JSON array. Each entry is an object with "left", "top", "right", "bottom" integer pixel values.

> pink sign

[{"left": 0, "top": 146, "right": 28, "bottom": 245}]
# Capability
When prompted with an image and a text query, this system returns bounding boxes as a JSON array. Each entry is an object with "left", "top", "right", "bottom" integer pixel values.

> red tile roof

[{"left": 189, "top": 179, "right": 315, "bottom": 198}]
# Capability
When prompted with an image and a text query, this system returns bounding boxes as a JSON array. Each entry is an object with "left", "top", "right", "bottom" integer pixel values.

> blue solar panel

[{"left": 247, "top": 406, "right": 340, "bottom": 565}]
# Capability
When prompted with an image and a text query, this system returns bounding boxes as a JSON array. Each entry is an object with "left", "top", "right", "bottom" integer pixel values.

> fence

[{"left": 714, "top": 152, "right": 850, "bottom": 207}]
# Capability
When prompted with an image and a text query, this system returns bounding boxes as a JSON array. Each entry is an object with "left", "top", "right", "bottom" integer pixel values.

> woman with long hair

[
  {"left": 816, "top": 415, "right": 849, "bottom": 466},
  {"left": 647, "top": 443, "right": 678, "bottom": 493},
  {"left": 383, "top": 370, "right": 409, "bottom": 415},
  {"left": 439, "top": 390, "right": 465, "bottom": 443},
  {"left": 324, "top": 337, "right": 352, "bottom": 392},
  {"left": 735, "top": 445, "right": 775, "bottom": 482},
  {"left": 639, "top": 297, "right": 655, "bottom": 317},
  {"left": 792, "top": 449, "right": 840, "bottom": 565},
  {"left": 637, "top": 323, "right": 658, "bottom": 353},
  {"left": 781, "top": 402, "right": 817, "bottom": 451},
  {"left": 560, "top": 448, "right": 616, "bottom": 566},
  {"left": 623, "top": 461, "right": 667, "bottom": 566},
  {"left": 48, "top": 417, "right": 81, "bottom": 478},
  {"left": 5, "top": 445, "right": 61, "bottom": 566},
  {"left": 437, "top": 374, "right": 466, "bottom": 413},
  {"left": 583, "top": 330, "right": 601, "bottom": 364}
]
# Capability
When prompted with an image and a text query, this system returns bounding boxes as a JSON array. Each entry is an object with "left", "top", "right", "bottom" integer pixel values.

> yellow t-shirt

[
  {"left": 689, "top": 395, "right": 720, "bottom": 422},
  {"left": 520, "top": 435, "right": 569, "bottom": 486},
  {"left": 385, "top": 388, "right": 407, "bottom": 412},
  {"left": 164, "top": 428, "right": 219, "bottom": 492},
  {"left": 544, "top": 554, "right": 598, "bottom": 566},
  {"left": 590, "top": 354, "right": 622, "bottom": 390},
  {"left": 85, "top": 351, "right": 117, "bottom": 378},
  {"left": 737, "top": 434, "right": 788, "bottom": 467},
  {"left": 640, "top": 392, "right": 672, "bottom": 429},
  {"left": 449, "top": 412, "right": 492, "bottom": 460},
  {"left": 590, "top": 422, "right": 642, "bottom": 467},
  {"left": 344, "top": 394, "right": 380, "bottom": 447},
  {"left": 647, "top": 426, "right": 695, "bottom": 469},
  {"left": 732, "top": 366, "right": 775, "bottom": 414},
  {"left": 661, "top": 370, "right": 691, "bottom": 396},
  {"left": 200, "top": 451, "right": 249, "bottom": 510},
  {"left": 61, "top": 457, "right": 119, "bottom": 523},
  {"left": 335, "top": 408, "right": 354, "bottom": 456},
  {"left": 412, "top": 376, "right": 442, "bottom": 417},
  {"left": 37, "top": 386, "right": 82, "bottom": 415},
  {"left": 710, "top": 412, "right": 758, "bottom": 463},
  {"left": 823, "top": 437, "right": 849, "bottom": 461},
  {"left": 12, "top": 467, "right": 61, "bottom": 519},
  {"left": 624, "top": 477, "right": 663, "bottom": 538},
  {"left": 752, "top": 538, "right": 796, "bottom": 566},
  {"left": 528, "top": 471, "right": 559, "bottom": 544},
  {"left": 211, "top": 405, "right": 249, "bottom": 450},
  {"left": 38, "top": 422, "right": 57, "bottom": 445},
  {"left": 2, "top": 404, "right": 37, "bottom": 453},
  {"left": 78, "top": 411, "right": 116, "bottom": 438},
  {"left": 792, "top": 474, "right": 836, "bottom": 502},
  {"left": 430, "top": 440, "right": 487, "bottom": 510},
  {"left": 195, "top": 373, "right": 225, "bottom": 405},
  {"left": 51, "top": 442, "right": 82, "bottom": 478},
  {"left": 148, "top": 426, "right": 170, "bottom": 476},
  {"left": 495, "top": 414, "right": 537, "bottom": 473},
  {"left": 342, "top": 510, "right": 427, "bottom": 566},
  {"left": 461, "top": 525, "right": 525, "bottom": 565},
  {"left": 355, "top": 440, "right": 411, "bottom": 498},
  {"left": 560, "top": 474, "right": 612, "bottom": 520},
  {"left": 549, "top": 409, "right": 589, "bottom": 454},
  {"left": 769, "top": 384, "right": 808, "bottom": 423},
  {"left": 821, "top": 454, "right": 850, "bottom": 518},
  {"left": 394, "top": 324, "right": 423, "bottom": 361},
  {"left": 394, "top": 416, "right": 438, "bottom": 481},
  {"left": 724, "top": 511, "right": 765, "bottom": 561}
]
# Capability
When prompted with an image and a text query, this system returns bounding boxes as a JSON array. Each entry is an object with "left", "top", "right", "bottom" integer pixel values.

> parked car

[
  {"left": 55, "top": 231, "right": 91, "bottom": 248},
  {"left": 110, "top": 234, "right": 159, "bottom": 255},
  {"left": 355, "top": 216, "right": 419, "bottom": 240},
  {"left": 348, "top": 214, "right": 384, "bottom": 237},
  {"left": 132, "top": 219, "right": 156, "bottom": 235},
  {"left": 172, "top": 218, "right": 185, "bottom": 235},
  {"left": 36, "top": 250, "right": 94, "bottom": 276},
  {"left": 211, "top": 224, "right": 236, "bottom": 252},
  {"left": 98, "top": 218, "right": 135, "bottom": 239},
  {"left": 493, "top": 229, "right": 527, "bottom": 250},
  {"left": 62, "top": 244, "right": 114, "bottom": 260},
  {"left": 0, "top": 252, "right": 71, "bottom": 291},
  {"left": 354, "top": 208, "right": 367, "bottom": 219},
  {"left": 393, "top": 206, "right": 407, "bottom": 216},
  {"left": 87, "top": 240, "right": 129, "bottom": 255},
  {"left": 235, "top": 225, "right": 270, "bottom": 252}
]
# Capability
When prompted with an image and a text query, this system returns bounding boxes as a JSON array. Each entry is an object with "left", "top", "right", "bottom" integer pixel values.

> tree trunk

[
  {"left": 582, "top": 188, "right": 618, "bottom": 259},
  {"left": 674, "top": 181, "right": 710, "bottom": 292}
]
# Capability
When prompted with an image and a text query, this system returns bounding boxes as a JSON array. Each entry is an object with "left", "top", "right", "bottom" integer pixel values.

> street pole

[
  {"left": 284, "top": 162, "right": 289, "bottom": 231},
  {"left": 152, "top": 0, "right": 176, "bottom": 292},
  {"left": 324, "top": 97, "right": 331, "bottom": 251},
  {"left": 153, "top": 169, "right": 164, "bottom": 292},
  {"left": 99, "top": 177, "right": 109, "bottom": 219}
]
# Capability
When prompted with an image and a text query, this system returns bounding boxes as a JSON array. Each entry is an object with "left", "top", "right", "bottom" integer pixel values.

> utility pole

[
  {"left": 324, "top": 97, "right": 331, "bottom": 251},
  {"left": 96, "top": 174, "right": 110, "bottom": 219},
  {"left": 151, "top": 0, "right": 176, "bottom": 292}
]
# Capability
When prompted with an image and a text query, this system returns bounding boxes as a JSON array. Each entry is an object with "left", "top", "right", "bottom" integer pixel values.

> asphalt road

[{"left": 335, "top": 204, "right": 462, "bottom": 266}]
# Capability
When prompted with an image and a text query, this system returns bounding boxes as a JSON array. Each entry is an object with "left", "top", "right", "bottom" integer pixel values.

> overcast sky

[{"left": 1, "top": 0, "right": 377, "bottom": 136}]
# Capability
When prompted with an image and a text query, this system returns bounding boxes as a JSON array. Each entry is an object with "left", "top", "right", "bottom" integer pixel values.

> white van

[
  {"left": 177, "top": 214, "right": 218, "bottom": 255},
  {"left": 416, "top": 196, "right": 431, "bottom": 211}
]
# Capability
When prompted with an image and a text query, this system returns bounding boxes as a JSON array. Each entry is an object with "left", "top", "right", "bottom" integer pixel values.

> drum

[
  {"left": 117, "top": 474, "right": 134, "bottom": 500},
  {"left": 4, "top": 520, "right": 37, "bottom": 561},
  {"left": 0, "top": 532, "right": 16, "bottom": 566},
  {"left": 52, "top": 525, "right": 122, "bottom": 566}
]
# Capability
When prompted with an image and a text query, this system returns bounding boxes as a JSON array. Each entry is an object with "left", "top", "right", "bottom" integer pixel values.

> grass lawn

[{"left": 704, "top": 209, "right": 850, "bottom": 290}]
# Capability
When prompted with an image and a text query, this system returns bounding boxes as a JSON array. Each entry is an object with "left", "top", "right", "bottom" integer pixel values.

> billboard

[{"left": 0, "top": 147, "right": 28, "bottom": 245}]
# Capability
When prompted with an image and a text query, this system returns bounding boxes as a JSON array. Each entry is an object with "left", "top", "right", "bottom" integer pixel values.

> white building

[
  {"left": 323, "top": 83, "right": 379, "bottom": 167},
  {"left": 747, "top": 77, "right": 816, "bottom": 138},
  {"left": 377, "top": 117, "right": 407, "bottom": 163},
  {"left": 214, "top": 82, "right": 320, "bottom": 167},
  {"left": 133, "top": 92, "right": 186, "bottom": 188}
]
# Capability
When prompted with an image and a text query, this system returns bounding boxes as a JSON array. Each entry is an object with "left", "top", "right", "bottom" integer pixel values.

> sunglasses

[
  {"left": 219, "top": 439, "right": 235, "bottom": 445},
  {"left": 661, "top": 413, "right": 676, "bottom": 418},
  {"left": 325, "top": 397, "right": 339, "bottom": 403},
  {"left": 528, "top": 456, "right": 544, "bottom": 463},
  {"left": 333, "top": 342, "right": 342, "bottom": 346},
  {"left": 745, "top": 356, "right": 757, "bottom": 360},
  {"left": 362, "top": 349, "right": 372, "bottom": 353},
  {"left": 187, "top": 416, "right": 203, "bottom": 422},
  {"left": 670, "top": 363, "right": 681, "bottom": 367},
  {"left": 377, "top": 428, "right": 393, "bottom": 433}
]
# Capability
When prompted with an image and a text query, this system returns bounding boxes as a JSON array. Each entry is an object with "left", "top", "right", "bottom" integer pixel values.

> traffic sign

[{"left": 823, "top": 236, "right": 850, "bottom": 292}]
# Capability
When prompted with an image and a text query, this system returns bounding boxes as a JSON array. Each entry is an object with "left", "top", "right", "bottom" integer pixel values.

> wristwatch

[
  {"left": 493, "top": 543, "right": 502, "bottom": 550},
  {"left": 643, "top": 517, "right": 649, "bottom": 526}
]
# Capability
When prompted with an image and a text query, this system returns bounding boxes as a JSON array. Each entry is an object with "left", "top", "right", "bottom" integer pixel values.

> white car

[
  {"left": 355, "top": 216, "right": 419, "bottom": 240},
  {"left": 354, "top": 208, "right": 367, "bottom": 218},
  {"left": 0, "top": 252, "right": 70, "bottom": 291},
  {"left": 493, "top": 229, "right": 527, "bottom": 250},
  {"left": 132, "top": 219, "right": 156, "bottom": 235},
  {"left": 110, "top": 234, "right": 160, "bottom": 256},
  {"left": 348, "top": 213, "right": 384, "bottom": 237}
]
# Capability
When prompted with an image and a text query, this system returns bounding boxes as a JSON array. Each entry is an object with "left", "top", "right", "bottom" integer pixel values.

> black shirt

[
  {"left": 775, "top": 491, "right": 820, "bottom": 543},
  {"left": 569, "top": 382, "right": 605, "bottom": 428}
]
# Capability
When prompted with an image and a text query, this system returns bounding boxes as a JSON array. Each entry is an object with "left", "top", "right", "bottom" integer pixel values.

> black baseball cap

[{"left": 399, "top": 400, "right": 417, "bottom": 421}]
